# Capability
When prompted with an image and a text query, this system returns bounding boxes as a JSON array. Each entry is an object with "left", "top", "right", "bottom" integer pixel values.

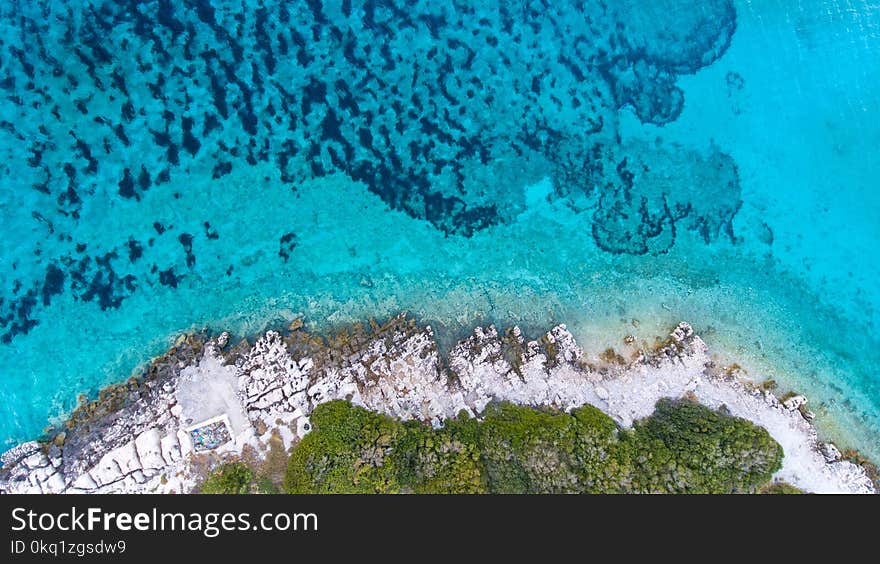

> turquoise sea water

[{"left": 1, "top": 1, "right": 879, "bottom": 461}]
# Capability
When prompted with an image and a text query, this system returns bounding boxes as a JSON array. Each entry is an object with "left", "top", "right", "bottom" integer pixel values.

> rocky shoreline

[{"left": 1, "top": 315, "right": 875, "bottom": 494}]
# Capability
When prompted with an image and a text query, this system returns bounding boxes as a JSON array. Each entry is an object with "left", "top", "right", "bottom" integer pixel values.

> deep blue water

[{"left": 1, "top": 0, "right": 878, "bottom": 460}]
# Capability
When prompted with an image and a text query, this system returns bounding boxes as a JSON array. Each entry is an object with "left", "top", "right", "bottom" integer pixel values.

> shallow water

[{"left": 1, "top": 0, "right": 878, "bottom": 461}]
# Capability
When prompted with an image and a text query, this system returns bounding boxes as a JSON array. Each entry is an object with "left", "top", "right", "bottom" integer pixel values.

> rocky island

[{"left": 1, "top": 315, "right": 875, "bottom": 494}]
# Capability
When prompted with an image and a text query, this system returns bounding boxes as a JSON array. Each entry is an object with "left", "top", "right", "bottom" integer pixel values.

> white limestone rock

[
  {"left": 820, "top": 442, "right": 843, "bottom": 463},
  {"left": 135, "top": 429, "right": 165, "bottom": 470},
  {"left": 783, "top": 395, "right": 808, "bottom": 411},
  {"left": 159, "top": 434, "right": 178, "bottom": 463}
]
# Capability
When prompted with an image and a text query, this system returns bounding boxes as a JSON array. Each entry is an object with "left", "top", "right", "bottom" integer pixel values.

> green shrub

[
  {"left": 626, "top": 399, "right": 784, "bottom": 493},
  {"left": 201, "top": 462, "right": 252, "bottom": 494},
  {"left": 570, "top": 404, "right": 630, "bottom": 493},
  {"left": 403, "top": 428, "right": 487, "bottom": 494},
  {"left": 477, "top": 403, "right": 584, "bottom": 493},
  {"left": 283, "top": 399, "right": 784, "bottom": 494},
  {"left": 761, "top": 481, "right": 805, "bottom": 494},
  {"left": 284, "top": 400, "right": 403, "bottom": 493},
  {"left": 254, "top": 475, "right": 280, "bottom": 494}
]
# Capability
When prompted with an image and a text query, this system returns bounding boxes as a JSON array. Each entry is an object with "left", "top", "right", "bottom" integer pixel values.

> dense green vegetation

[
  {"left": 283, "top": 399, "right": 784, "bottom": 494},
  {"left": 200, "top": 461, "right": 253, "bottom": 494}
]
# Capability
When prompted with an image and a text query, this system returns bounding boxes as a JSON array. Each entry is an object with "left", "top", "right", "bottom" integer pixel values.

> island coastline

[{"left": 1, "top": 314, "right": 875, "bottom": 494}]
